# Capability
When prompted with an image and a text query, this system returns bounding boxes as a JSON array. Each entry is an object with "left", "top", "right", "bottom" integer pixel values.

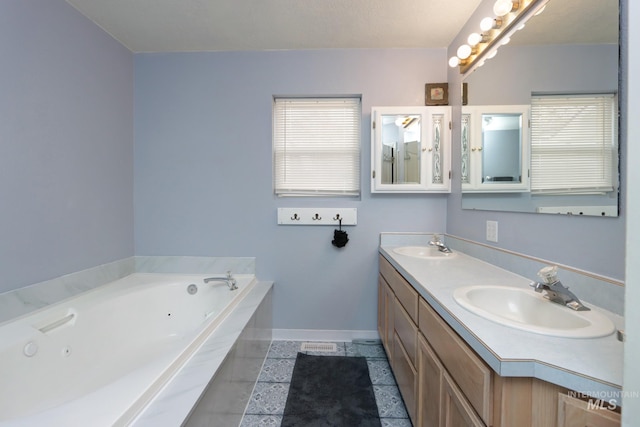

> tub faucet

[
  {"left": 204, "top": 271, "right": 238, "bottom": 290},
  {"left": 429, "top": 234, "right": 452, "bottom": 253},
  {"left": 529, "top": 266, "right": 589, "bottom": 311}
]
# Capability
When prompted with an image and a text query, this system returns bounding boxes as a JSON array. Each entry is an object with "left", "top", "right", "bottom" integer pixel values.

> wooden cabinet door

[
  {"left": 558, "top": 394, "right": 620, "bottom": 427},
  {"left": 418, "top": 334, "right": 443, "bottom": 427},
  {"left": 378, "top": 276, "right": 385, "bottom": 342},
  {"left": 442, "top": 372, "right": 485, "bottom": 427},
  {"left": 384, "top": 278, "right": 395, "bottom": 358},
  {"left": 377, "top": 275, "right": 395, "bottom": 358},
  {"left": 393, "top": 332, "right": 417, "bottom": 425}
]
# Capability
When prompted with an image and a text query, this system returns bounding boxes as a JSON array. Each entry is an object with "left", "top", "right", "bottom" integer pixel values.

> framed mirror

[
  {"left": 461, "top": 0, "right": 620, "bottom": 217},
  {"left": 371, "top": 106, "right": 451, "bottom": 193}
]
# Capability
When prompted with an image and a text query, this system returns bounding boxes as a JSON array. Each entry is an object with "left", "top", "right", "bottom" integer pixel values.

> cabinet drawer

[
  {"left": 393, "top": 299, "right": 418, "bottom": 366},
  {"left": 379, "top": 255, "right": 418, "bottom": 322},
  {"left": 419, "top": 298, "right": 492, "bottom": 425}
]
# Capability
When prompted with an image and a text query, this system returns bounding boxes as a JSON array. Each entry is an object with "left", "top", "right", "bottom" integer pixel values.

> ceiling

[
  {"left": 64, "top": 0, "right": 618, "bottom": 54},
  {"left": 64, "top": 0, "right": 483, "bottom": 53}
]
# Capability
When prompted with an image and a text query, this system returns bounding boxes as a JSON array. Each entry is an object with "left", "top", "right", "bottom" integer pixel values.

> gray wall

[
  {"left": 446, "top": 1, "right": 625, "bottom": 281},
  {"left": 0, "top": 0, "right": 134, "bottom": 293},
  {"left": 134, "top": 49, "right": 448, "bottom": 332}
]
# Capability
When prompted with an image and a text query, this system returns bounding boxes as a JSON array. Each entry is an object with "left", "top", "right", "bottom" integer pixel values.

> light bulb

[
  {"left": 448, "top": 56, "right": 460, "bottom": 68},
  {"left": 467, "top": 33, "right": 483, "bottom": 47},
  {"left": 501, "top": 37, "right": 511, "bottom": 45},
  {"left": 486, "top": 49, "right": 498, "bottom": 59},
  {"left": 480, "top": 17, "right": 500, "bottom": 32},
  {"left": 457, "top": 44, "right": 472, "bottom": 60},
  {"left": 493, "top": 0, "right": 514, "bottom": 17}
]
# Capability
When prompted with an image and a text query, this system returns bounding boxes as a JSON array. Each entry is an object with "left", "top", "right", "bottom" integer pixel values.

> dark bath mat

[{"left": 281, "top": 353, "right": 382, "bottom": 427}]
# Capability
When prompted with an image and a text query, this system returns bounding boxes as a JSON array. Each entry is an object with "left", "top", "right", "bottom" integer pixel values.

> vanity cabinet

[
  {"left": 379, "top": 254, "right": 420, "bottom": 424},
  {"left": 371, "top": 106, "right": 451, "bottom": 193},
  {"left": 377, "top": 254, "right": 620, "bottom": 427},
  {"left": 557, "top": 394, "right": 621, "bottom": 427},
  {"left": 461, "top": 105, "right": 530, "bottom": 193}
]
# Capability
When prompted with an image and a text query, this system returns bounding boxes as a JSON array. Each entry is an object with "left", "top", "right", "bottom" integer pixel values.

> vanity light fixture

[{"left": 450, "top": 0, "right": 549, "bottom": 77}]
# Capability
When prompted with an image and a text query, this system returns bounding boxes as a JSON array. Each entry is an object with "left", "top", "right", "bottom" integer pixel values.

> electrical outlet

[{"left": 486, "top": 221, "right": 498, "bottom": 242}]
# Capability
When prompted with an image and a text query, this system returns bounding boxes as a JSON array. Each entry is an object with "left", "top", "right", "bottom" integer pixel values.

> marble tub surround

[
  {"left": 0, "top": 257, "right": 135, "bottom": 324},
  {"left": 379, "top": 235, "right": 624, "bottom": 404},
  {"left": 0, "top": 256, "right": 256, "bottom": 325},
  {"left": 132, "top": 281, "right": 273, "bottom": 427},
  {"left": 134, "top": 256, "right": 256, "bottom": 275}
]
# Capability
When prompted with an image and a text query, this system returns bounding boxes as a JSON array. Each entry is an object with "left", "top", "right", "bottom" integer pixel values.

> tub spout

[{"left": 204, "top": 271, "right": 238, "bottom": 290}]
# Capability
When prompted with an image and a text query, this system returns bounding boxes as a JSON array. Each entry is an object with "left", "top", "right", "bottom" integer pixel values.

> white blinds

[
  {"left": 273, "top": 97, "right": 361, "bottom": 196},
  {"left": 530, "top": 94, "right": 616, "bottom": 194}
]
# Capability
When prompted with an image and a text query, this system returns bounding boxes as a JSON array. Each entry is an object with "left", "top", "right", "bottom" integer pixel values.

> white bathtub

[{"left": 0, "top": 273, "right": 259, "bottom": 426}]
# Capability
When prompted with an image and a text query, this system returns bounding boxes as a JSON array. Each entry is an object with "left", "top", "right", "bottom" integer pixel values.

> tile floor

[{"left": 240, "top": 340, "right": 412, "bottom": 427}]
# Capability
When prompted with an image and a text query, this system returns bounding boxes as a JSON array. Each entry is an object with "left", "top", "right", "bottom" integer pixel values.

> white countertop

[{"left": 379, "top": 246, "right": 624, "bottom": 401}]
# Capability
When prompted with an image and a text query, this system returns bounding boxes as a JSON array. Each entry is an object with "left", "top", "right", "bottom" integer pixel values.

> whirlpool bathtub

[{"left": 0, "top": 273, "right": 272, "bottom": 426}]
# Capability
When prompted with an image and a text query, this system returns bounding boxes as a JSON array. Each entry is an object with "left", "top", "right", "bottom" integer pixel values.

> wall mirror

[{"left": 461, "top": 0, "right": 620, "bottom": 217}]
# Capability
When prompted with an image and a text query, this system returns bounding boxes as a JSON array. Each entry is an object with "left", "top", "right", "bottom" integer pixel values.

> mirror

[
  {"left": 462, "top": 105, "right": 530, "bottom": 192},
  {"left": 371, "top": 106, "right": 451, "bottom": 193},
  {"left": 482, "top": 113, "right": 522, "bottom": 184},
  {"left": 380, "top": 114, "right": 422, "bottom": 185},
  {"left": 461, "top": 0, "right": 620, "bottom": 216}
]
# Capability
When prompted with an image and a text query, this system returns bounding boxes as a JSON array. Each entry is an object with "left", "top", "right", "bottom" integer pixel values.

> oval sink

[
  {"left": 453, "top": 285, "right": 615, "bottom": 338},
  {"left": 393, "top": 246, "right": 457, "bottom": 260}
]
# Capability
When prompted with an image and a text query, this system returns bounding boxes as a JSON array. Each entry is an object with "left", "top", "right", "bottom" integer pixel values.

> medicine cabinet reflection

[
  {"left": 371, "top": 106, "right": 451, "bottom": 193},
  {"left": 462, "top": 105, "right": 530, "bottom": 192}
]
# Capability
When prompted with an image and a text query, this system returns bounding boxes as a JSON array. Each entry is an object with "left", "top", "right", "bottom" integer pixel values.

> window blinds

[
  {"left": 530, "top": 94, "right": 616, "bottom": 194},
  {"left": 273, "top": 97, "right": 361, "bottom": 196}
]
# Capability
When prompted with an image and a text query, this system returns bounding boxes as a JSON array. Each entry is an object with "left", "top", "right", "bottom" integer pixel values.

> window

[
  {"left": 273, "top": 97, "right": 361, "bottom": 196},
  {"left": 530, "top": 94, "right": 617, "bottom": 194}
]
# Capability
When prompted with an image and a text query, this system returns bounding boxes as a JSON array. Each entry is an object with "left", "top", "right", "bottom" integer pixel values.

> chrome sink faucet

[
  {"left": 530, "top": 266, "right": 589, "bottom": 311},
  {"left": 204, "top": 271, "right": 238, "bottom": 290},
  {"left": 429, "top": 234, "right": 452, "bottom": 253}
]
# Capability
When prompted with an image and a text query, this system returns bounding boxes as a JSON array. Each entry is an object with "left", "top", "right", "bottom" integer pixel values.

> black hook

[
  {"left": 312, "top": 213, "right": 322, "bottom": 220},
  {"left": 291, "top": 213, "right": 300, "bottom": 220},
  {"left": 333, "top": 214, "right": 341, "bottom": 221}
]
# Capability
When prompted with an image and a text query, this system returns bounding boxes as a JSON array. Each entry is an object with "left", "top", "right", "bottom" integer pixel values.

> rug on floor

[{"left": 281, "top": 353, "right": 382, "bottom": 427}]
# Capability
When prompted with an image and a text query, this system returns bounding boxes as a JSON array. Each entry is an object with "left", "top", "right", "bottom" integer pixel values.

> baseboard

[{"left": 272, "top": 329, "right": 380, "bottom": 342}]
